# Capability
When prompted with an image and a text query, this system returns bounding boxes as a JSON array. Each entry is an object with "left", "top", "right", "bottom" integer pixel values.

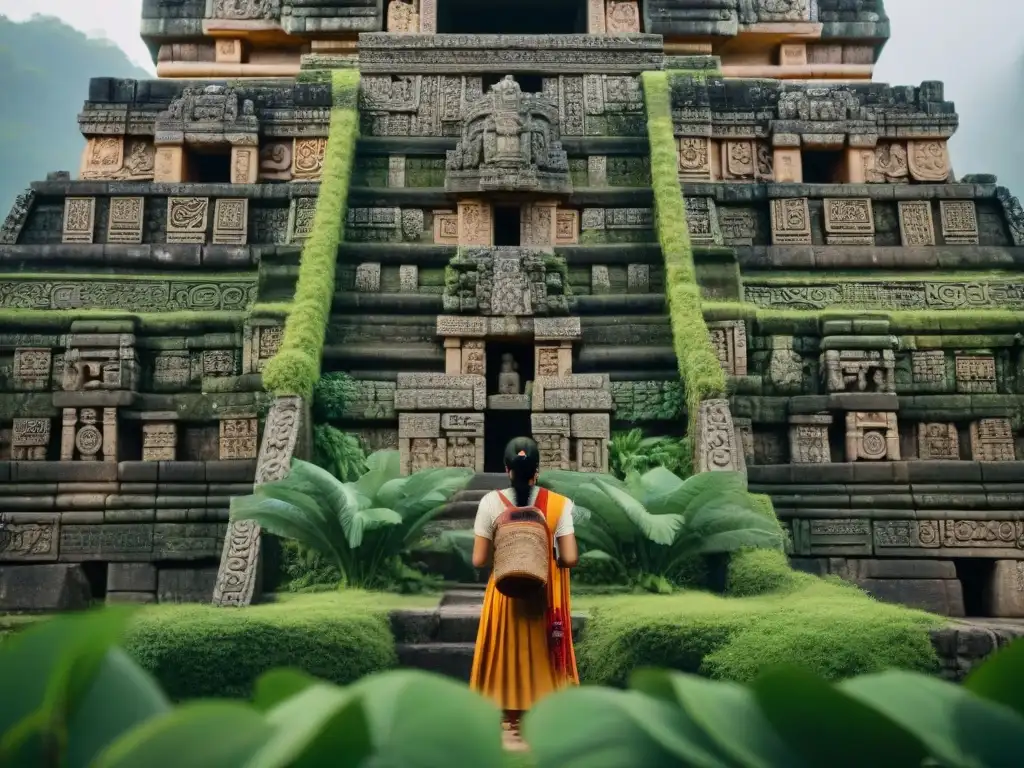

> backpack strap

[{"left": 496, "top": 491, "right": 514, "bottom": 509}]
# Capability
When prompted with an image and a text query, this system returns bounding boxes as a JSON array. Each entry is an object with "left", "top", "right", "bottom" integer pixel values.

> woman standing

[{"left": 469, "top": 436, "right": 580, "bottom": 736}]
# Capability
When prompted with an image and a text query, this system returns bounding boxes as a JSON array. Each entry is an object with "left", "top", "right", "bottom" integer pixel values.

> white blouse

[{"left": 473, "top": 486, "right": 576, "bottom": 540}]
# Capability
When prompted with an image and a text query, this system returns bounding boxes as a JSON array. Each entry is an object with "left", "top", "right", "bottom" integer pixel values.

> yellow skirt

[{"left": 469, "top": 571, "right": 579, "bottom": 712}]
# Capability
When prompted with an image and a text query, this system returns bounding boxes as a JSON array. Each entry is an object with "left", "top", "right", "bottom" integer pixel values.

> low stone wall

[{"left": 930, "top": 620, "right": 1024, "bottom": 681}]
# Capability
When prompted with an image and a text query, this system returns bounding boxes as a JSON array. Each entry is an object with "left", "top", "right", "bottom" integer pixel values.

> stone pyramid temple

[{"left": 0, "top": 0, "right": 1022, "bottom": 618}]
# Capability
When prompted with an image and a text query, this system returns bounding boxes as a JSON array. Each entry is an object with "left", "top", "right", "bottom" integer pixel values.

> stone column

[
  {"left": 696, "top": 399, "right": 745, "bottom": 473},
  {"left": 571, "top": 414, "right": 610, "bottom": 473},
  {"left": 532, "top": 413, "right": 571, "bottom": 471}
]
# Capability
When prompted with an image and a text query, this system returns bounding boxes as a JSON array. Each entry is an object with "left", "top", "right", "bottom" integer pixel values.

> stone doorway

[
  {"left": 485, "top": 409, "right": 532, "bottom": 472},
  {"left": 437, "top": 0, "right": 587, "bottom": 35},
  {"left": 493, "top": 205, "right": 521, "bottom": 246}
]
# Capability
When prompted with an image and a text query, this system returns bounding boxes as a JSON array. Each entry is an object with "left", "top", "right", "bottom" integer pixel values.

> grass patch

[
  {"left": 574, "top": 553, "right": 942, "bottom": 686},
  {"left": 262, "top": 69, "right": 361, "bottom": 399},
  {"left": 122, "top": 590, "right": 436, "bottom": 701},
  {"left": 642, "top": 70, "right": 727, "bottom": 445}
]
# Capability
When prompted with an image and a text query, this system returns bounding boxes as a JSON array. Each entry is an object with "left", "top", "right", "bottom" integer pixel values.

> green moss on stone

[
  {"left": 607, "top": 156, "right": 652, "bottom": 187},
  {"left": 352, "top": 157, "right": 389, "bottom": 187},
  {"left": 405, "top": 158, "right": 445, "bottom": 187},
  {"left": 642, "top": 70, "right": 727, "bottom": 446},
  {"left": 262, "top": 70, "right": 360, "bottom": 399}
]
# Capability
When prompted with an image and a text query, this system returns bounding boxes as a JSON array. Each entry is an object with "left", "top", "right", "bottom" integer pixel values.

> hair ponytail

[{"left": 504, "top": 437, "right": 541, "bottom": 507}]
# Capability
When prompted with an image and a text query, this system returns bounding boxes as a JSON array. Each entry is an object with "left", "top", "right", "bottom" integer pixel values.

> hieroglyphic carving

[
  {"left": 142, "top": 423, "right": 176, "bottom": 461},
  {"left": 955, "top": 355, "right": 997, "bottom": 394},
  {"left": 940, "top": 201, "right": 980, "bottom": 245},
  {"left": 458, "top": 200, "right": 492, "bottom": 246},
  {"left": 686, "top": 197, "right": 722, "bottom": 245},
  {"left": 213, "top": 395, "right": 302, "bottom": 607},
  {"left": 912, "top": 351, "right": 946, "bottom": 383},
  {"left": 696, "top": 399, "right": 742, "bottom": 473},
  {"left": 220, "top": 417, "right": 259, "bottom": 460},
  {"left": 399, "top": 265, "right": 418, "bottom": 292},
  {"left": 81, "top": 138, "right": 155, "bottom": 181},
  {"left": 0, "top": 519, "right": 58, "bottom": 561},
  {"left": 13, "top": 348, "right": 52, "bottom": 390},
  {"left": 212, "top": 0, "right": 279, "bottom": 20},
  {"left": 204, "top": 350, "right": 237, "bottom": 377},
  {"left": 387, "top": 0, "right": 420, "bottom": 31},
  {"left": 719, "top": 208, "right": 757, "bottom": 246},
  {"left": 11, "top": 418, "right": 50, "bottom": 460},
  {"left": 708, "top": 322, "right": 747, "bottom": 376},
  {"left": 231, "top": 147, "right": 256, "bottom": 184},
  {"left": 970, "top": 419, "right": 1015, "bottom": 462},
  {"left": 824, "top": 199, "right": 874, "bottom": 245},
  {"left": 166, "top": 198, "right": 209, "bottom": 244},
  {"left": 866, "top": 142, "right": 908, "bottom": 183},
  {"left": 461, "top": 340, "right": 485, "bottom": 376},
  {"left": 107, "top": 197, "right": 145, "bottom": 244},
  {"left": 153, "top": 352, "right": 191, "bottom": 389},
  {"left": 908, "top": 140, "right": 951, "bottom": 183},
  {"left": 212, "top": 199, "right": 248, "bottom": 245},
  {"left": 898, "top": 201, "right": 936, "bottom": 247},
  {"left": 789, "top": 415, "right": 831, "bottom": 464},
  {"left": 62, "top": 198, "right": 96, "bottom": 244},
  {"left": 433, "top": 210, "right": 459, "bottom": 244},
  {"left": 292, "top": 138, "right": 327, "bottom": 181},
  {"left": 754, "top": 0, "right": 810, "bottom": 21},
  {"left": 846, "top": 412, "right": 900, "bottom": 462},
  {"left": 555, "top": 210, "right": 579, "bottom": 245},
  {"left": 770, "top": 198, "right": 812, "bottom": 245},
  {"left": 418, "top": 0, "right": 436, "bottom": 31},
  {"left": 606, "top": 0, "right": 641, "bottom": 32},
  {"left": 587, "top": 0, "right": 606, "bottom": 32},
  {"left": 918, "top": 423, "right": 959, "bottom": 461},
  {"left": 536, "top": 347, "right": 560, "bottom": 378},
  {"left": 259, "top": 142, "right": 293, "bottom": 181},
  {"left": 288, "top": 198, "right": 317, "bottom": 243},
  {"left": 677, "top": 137, "right": 711, "bottom": 182},
  {"left": 824, "top": 349, "right": 895, "bottom": 393}
]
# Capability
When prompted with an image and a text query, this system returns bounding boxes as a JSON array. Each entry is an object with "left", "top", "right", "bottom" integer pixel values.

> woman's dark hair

[{"left": 504, "top": 436, "right": 540, "bottom": 507}]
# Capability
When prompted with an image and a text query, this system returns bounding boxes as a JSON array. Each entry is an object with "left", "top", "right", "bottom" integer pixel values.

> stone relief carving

[
  {"left": 213, "top": 396, "right": 302, "bottom": 607},
  {"left": 446, "top": 76, "right": 571, "bottom": 195},
  {"left": 443, "top": 248, "right": 571, "bottom": 317},
  {"left": 211, "top": 0, "right": 280, "bottom": 21},
  {"left": 156, "top": 85, "right": 258, "bottom": 146},
  {"left": 696, "top": 399, "right": 743, "bottom": 473}
]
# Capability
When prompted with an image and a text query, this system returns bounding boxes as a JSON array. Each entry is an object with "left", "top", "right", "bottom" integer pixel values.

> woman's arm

[
  {"left": 556, "top": 533, "right": 579, "bottom": 569},
  {"left": 472, "top": 535, "right": 493, "bottom": 569}
]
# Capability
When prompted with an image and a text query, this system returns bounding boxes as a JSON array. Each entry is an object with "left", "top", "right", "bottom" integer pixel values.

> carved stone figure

[
  {"left": 446, "top": 76, "right": 571, "bottom": 194},
  {"left": 155, "top": 85, "right": 259, "bottom": 147},
  {"left": 498, "top": 354, "right": 521, "bottom": 395}
]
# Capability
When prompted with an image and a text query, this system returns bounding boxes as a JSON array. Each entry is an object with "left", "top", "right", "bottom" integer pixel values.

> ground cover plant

[{"left": 2, "top": 604, "right": 1022, "bottom": 767}]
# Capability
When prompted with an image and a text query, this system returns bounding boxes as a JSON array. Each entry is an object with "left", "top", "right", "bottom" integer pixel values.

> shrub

[
  {"left": 230, "top": 452, "right": 472, "bottom": 590},
  {"left": 262, "top": 70, "right": 360, "bottom": 398},
  {"left": 608, "top": 428, "right": 692, "bottom": 480},
  {"left": 574, "top": 575, "right": 942, "bottom": 687},
  {"left": 122, "top": 592, "right": 405, "bottom": 700},
  {"left": 312, "top": 371, "right": 361, "bottom": 421},
  {"left": 539, "top": 468, "right": 783, "bottom": 591},
  {"left": 312, "top": 424, "right": 367, "bottom": 481},
  {"left": 642, "top": 70, "right": 726, "bottom": 449}
]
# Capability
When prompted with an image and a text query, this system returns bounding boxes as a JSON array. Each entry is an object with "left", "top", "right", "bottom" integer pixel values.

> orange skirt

[{"left": 469, "top": 571, "right": 579, "bottom": 712}]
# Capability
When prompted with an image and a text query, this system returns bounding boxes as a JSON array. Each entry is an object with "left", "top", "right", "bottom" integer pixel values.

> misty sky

[{"left": 0, "top": 0, "right": 1021, "bottom": 187}]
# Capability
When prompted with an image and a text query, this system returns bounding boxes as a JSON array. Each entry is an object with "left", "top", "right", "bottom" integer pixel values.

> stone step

[
  {"left": 437, "top": 474, "right": 508, "bottom": 519},
  {"left": 390, "top": 604, "right": 588, "bottom": 646},
  {"left": 396, "top": 642, "right": 476, "bottom": 681},
  {"left": 440, "top": 588, "right": 486, "bottom": 607}
]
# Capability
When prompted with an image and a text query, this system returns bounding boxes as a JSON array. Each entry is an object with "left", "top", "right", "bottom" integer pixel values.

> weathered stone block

[
  {"left": 0, "top": 563, "right": 92, "bottom": 611},
  {"left": 157, "top": 566, "right": 218, "bottom": 603},
  {"left": 107, "top": 562, "right": 157, "bottom": 592}
]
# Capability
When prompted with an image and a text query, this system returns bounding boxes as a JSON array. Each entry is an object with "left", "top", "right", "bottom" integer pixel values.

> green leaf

[
  {"left": 963, "top": 638, "right": 1024, "bottom": 718},
  {"left": 352, "top": 450, "right": 402, "bottom": 504},
  {"left": 840, "top": 670, "right": 1024, "bottom": 767},
  {"left": 252, "top": 668, "right": 320, "bottom": 712},
  {"left": 753, "top": 667, "right": 928, "bottom": 768},
  {"left": 525, "top": 686, "right": 732, "bottom": 768},
  {"left": 65, "top": 648, "right": 170, "bottom": 768},
  {"left": 347, "top": 670, "right": 506, "bottom": 768},
  {"left": 344, "top": 507, "right": 403, "bottom": 549},
  {"left": 252, "top": 683, "right": 372, "bottom": 768},
  {"left": 631, "top": 669, "right": 803, "bottom": 768},
  {"left": 592, "top": 479, "right": 684, "bottom": 547},
  {"left": 0, "top": 607, "right": 135, "bottom": 762},
  {"left": 92, "top": 702, "right": 271, "bottom": 768},
  {"left": 229, "top": 495, "right": 341, "bottom": 567},
  {"left": 672, "top": 471, "right": 747, "bottom": 516}
]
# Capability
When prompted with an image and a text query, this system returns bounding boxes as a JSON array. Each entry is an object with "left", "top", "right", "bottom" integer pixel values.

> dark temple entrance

[
  {"left": 485, "top": 410, "right": 533, "bottom": 472},
  {"left": 437, "top": 0, "right": 587, "bottom": 34},
  {"left": 484, "top": 340, "right": 535, "bottom": 472}
]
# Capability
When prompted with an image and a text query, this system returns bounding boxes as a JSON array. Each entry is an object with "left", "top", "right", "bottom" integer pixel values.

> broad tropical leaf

[
  {"left": 632, "top": 669, "right": 802, "bottom": 768},
  {"left": 591, "top": 479, "right": 684, "bottom": 547},
  {"left": 964, "top": 634, "right": 1024, "bottom": 718}
]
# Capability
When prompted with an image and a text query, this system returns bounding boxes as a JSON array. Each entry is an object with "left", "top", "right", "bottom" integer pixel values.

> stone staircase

[
  {"left": 435, "top": 472, "right": 509, "bottom": 521},
  {"left": 391, "top": 586, "right": 587, "bottom": 682}
]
